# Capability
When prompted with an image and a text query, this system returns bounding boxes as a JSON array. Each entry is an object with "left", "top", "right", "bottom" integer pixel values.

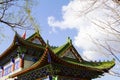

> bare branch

[{"left": 0, "top": 0, "right": 14, "bottom": 4}]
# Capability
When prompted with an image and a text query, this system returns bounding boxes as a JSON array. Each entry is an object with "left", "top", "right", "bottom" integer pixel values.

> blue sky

[{"left": 0, "top": 0, "right": 120, "bottom": 80}]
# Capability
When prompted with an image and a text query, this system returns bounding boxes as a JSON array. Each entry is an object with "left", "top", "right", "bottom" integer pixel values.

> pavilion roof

[
  {"left": 52, "top": 37, "right": 83, "bottom": 61},
  {"left": 0, "top": 32, "right": 115, "bottom": 79},
  {"left": 9, "top": 45, "right": 115, "bottom": 79},
  {"left": 0, "top": 32, "right": 45, "bottom": 65},
  {"left": 26, "top": 31, "right": 46, "bottom": 46}
]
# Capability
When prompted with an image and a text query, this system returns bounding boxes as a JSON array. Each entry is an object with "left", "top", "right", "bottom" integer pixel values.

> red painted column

[
  {"left": 20, "top": 58, "right": 24, "bottom": 68},
  {"left": 20, "top": 54, "right": 24, "bottom": 68},
  {"left": 12, "top": 63, "right": 15, "bottom": 72}
]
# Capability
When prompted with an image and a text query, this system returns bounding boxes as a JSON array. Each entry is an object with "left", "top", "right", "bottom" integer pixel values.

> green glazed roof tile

[
  {"left": 52, "top": 42, "right": 70, "bottom": 55},
  {"left": 17, "top": 35, "right": 45, "bottom": 49},
  {"left": 26, "top": 32, "right": 39, "bottom": 41},
  {"left": 63, "top": 57, "right": 115, "bottom": 70}
]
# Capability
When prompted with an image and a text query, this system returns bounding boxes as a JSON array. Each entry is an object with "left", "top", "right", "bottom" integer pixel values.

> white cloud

[{"left": 48, "top": 0, "right": 120, "bottom": 60}]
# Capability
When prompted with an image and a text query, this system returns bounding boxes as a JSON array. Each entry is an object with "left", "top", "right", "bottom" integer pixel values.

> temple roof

[
  {"left": 9, "top": 45, "right": 115, "bottom": 79},
  {"left": 52, "top": 38, "right": 83, "bottom": 62},
  {"left": 26, "top": 31, "right": 46, "bottom": 46},
  {"left": 0, "top": 32, "right": 115, "bottom": 79},
  {"left": 63, "top": 57, "right": 115, "bottom": 70},
  {"left": 0, "top": 32, "right": 45, "bottom": 65}
]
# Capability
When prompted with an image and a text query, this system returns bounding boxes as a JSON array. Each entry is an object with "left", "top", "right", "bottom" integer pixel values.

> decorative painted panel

[
  {"left": 4, "top": 65, "right": 12, "bottom": 76},
  {"left": 0, "top": 70, "right": 2, "bottom": 77},
  {"left": 32, "top": 38, "right": 42, "bottom": 44},
  {"left": 64, "top": 50, "right": 76, "bottom": 59},
  {"left": 15, "top": 61, "right": 20, "bottom": 70}
]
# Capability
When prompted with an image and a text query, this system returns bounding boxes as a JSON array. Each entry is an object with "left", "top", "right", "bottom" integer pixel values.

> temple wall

[
  {"left": 24, "top": 59, "right": 34, "bottom": 69},
  {"left": 0, "top": 57, "right": 22, "bottom": 80},
  {"left": 0, "top": 68, "right": 22, "bottom": 80},
  {"left": 23, "top": 55, "right": 35, "bottom": 69}
]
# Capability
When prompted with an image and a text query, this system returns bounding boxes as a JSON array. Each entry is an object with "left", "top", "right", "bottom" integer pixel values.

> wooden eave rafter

[{"left": 0, "top": 34, "right": 17, "bottom": 61}]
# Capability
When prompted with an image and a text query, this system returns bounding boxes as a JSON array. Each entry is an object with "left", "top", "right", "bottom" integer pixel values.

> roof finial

[
  {"left": 36, "top": 29, "right": 39, "bottom": 33},
  {"left": 67, "top": 37, "right": 72, "bottom": 44},
  {"left": 47, "top": 40, "right": 49, "bottom": 45}
]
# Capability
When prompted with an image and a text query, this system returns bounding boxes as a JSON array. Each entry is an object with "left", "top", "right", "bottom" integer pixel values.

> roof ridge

[{"left": 52, "top": 41, "right": 70, "bottom": 55}]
